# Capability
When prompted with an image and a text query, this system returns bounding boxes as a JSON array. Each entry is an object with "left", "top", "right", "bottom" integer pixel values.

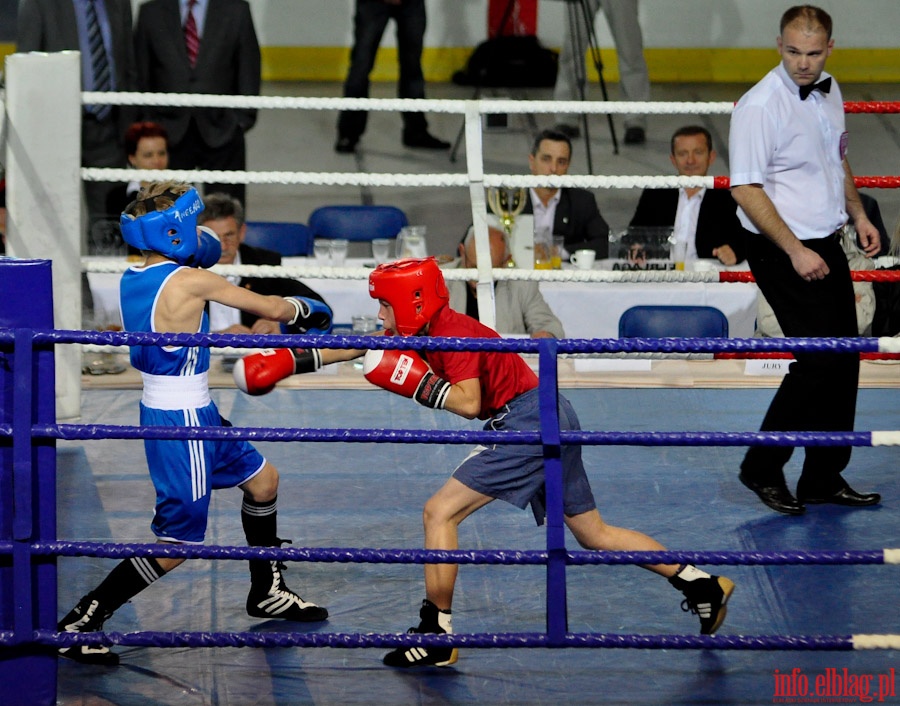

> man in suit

[
  {"left": 629, "top": 125, "right": 746, "bottom": 265},
  {"left": 134, "top": 0, "right": 260, "bottom": 206},
  {"left": 17, "top": 0, "right": 137, "bottom": 252},
  {"left": 197, "top": 193, "right": 328, "bottom": 335},
  {"left": 523, "top": 128, "right": 610, "bottom": 258},
  {"left": 447, "top": 226, "right": 564, "bottom": 339}
]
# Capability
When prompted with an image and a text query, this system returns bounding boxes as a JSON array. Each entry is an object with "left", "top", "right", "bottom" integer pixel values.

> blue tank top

[{"left": 120, "top": 262, "right": 211, "bottom": 376}]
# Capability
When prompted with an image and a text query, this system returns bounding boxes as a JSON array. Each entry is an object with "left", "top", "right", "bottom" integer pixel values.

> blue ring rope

[
  {"left": 0, "top": 328, "right": 887, "bottom": 355},
  {"left": 1, "top": 629, "right": 854, "bottom": 652},
  {"left": 0, "top": 423, "right": 883, "bottom": 448},
  {"left": 0, "top": 541, "right": 889, "bottom": 566}
]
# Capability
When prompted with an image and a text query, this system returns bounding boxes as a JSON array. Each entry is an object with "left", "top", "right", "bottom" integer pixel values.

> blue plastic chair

[
  {"left": 243, "top": 221, "right": 314, "bottom": 256},
  {"left": 618, "top": 305, "right": 729, "bottom": 338},
  {"left": 308, "top": 205, "right": 409, "bottom": 243}
]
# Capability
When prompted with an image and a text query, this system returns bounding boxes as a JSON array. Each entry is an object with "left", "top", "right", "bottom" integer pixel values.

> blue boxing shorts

[
  {"left": 141, "top": 401, "right": 266, "bottom": 543},
  {"left": 452, "top": 388, "right": 596, "bottom": 525}
]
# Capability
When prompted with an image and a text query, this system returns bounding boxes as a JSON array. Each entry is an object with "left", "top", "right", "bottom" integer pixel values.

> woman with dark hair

[{"left": 105, "top": 121, "right": 170, "bottom": 216}]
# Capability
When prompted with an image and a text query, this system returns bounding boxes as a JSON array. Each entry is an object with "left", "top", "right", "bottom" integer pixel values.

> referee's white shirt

[{"left": 729, "top": 62, "right": 847, "bottom": 241}]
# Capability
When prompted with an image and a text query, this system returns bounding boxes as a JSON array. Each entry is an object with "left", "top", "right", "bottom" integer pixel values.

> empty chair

[
  {"left": 618, "top": 305, "right": 729, "bottom": 338},
  {"left": 308, "top": 205, "right": 408, "bottom": 243},
  {"left": 243, "top": 221, "right": 314, "bottom": 257}
]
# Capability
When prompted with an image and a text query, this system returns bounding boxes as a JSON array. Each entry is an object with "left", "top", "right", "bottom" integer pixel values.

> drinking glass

[
  {"left": 372, "top": 238, "right": 392, "bottom": 264},
  {"left": 313, "top": 239, "right": 331, "bottom": 266},
  {"left": 330, "top": 239, "right": 349, "bottom": 267}
]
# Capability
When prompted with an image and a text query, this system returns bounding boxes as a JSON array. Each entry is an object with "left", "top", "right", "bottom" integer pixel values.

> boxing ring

[{"left": 2, "top": 53, "right": 900, "bottom": 705}]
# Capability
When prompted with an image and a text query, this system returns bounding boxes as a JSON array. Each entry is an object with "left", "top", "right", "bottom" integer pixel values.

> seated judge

[
  {"left": 523, "top": 128, "right": 610, "bottom": 259},
  {"left": 447, "top": 226, "right": 564, "bottom": 339},
  {"left": 198, "top": 193, "right": 328, "bottom": 335},
  {"left": 630, "top": 125, "right": 745, "bottom": 266}
]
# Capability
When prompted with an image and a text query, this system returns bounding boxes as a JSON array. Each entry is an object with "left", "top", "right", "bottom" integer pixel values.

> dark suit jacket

[
  {"left": 523, "top": 188, "right": 610, "bottom": 258},
  {"left": 629, "top": 188, "right": 746, "bottom": 263},
  {"left": 134, "top": 0, "right": 261, "bottom": 148},
  {"left": 16, "top": 0, "right": 137, "bottom": 157},
  {"left": 236, "top": 244, "right": 328, "bottom": 329}
]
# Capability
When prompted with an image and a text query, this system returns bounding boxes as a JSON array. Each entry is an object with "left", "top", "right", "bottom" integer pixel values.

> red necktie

[{"left": 184, "top": 0, "right": 199, "bottom": 68}]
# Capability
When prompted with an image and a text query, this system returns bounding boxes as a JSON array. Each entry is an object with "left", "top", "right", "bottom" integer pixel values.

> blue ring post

[
  {"left": 0, "top": 259, "right": 58, "bottom": 706},
  {"left": 537, "top": 338, "right": 567, "bottom": 644}
]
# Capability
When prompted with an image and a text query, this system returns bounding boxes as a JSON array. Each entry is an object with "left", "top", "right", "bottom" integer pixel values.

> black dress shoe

[
  {"left": 624, "top": 126, "right": 646, "bottom": 145},
  {"left": 553, "top": 123, "right": 581, "bottom": 139},
  {"left": 739, "top": 471, "right": 805, "bottom": 515},
  {"left": 402, "top": 131, "right": 450, "bottom": 150},
  {"left": 798, "top": 486, "right": 881, "bottom": 507},
  {"left": 334, "top": 136, "right": 357, "bottom": 153}
]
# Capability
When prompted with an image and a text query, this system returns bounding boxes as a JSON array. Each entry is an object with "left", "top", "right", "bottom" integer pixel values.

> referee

[{"left": 728, "top": 5, "right": 882, "bottom": 515}]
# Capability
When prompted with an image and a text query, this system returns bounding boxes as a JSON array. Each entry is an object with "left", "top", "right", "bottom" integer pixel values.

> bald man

[{"left": 446, "top": 227, "right": 564, "bottom": 339}]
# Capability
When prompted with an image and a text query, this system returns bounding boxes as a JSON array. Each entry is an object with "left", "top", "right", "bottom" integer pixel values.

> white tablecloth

[{"left": 87, "top": 258, "right": 759, "bottom": 338}]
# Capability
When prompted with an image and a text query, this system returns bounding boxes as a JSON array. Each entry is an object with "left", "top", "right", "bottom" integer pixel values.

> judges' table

[
  {"left": 86, "top": 257, "right": 759, "bottom": 338},
  {"left": 292, "top": 258, "right": 759, "bottom": 338}
]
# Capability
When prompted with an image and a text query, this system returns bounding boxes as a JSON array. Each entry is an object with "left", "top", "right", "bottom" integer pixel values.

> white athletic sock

[{"left": 674, "top": 565, "right": 711, "bottom": 582}]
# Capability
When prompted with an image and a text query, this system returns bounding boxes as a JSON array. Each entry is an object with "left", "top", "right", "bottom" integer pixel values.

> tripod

[{"left": 560, "top": 0, "right": 620, "bottom": 168}]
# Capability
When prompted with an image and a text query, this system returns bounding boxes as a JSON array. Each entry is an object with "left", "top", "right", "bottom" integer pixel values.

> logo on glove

[{"left": 390, "top": 354, "right": 415, "bottom": 385}]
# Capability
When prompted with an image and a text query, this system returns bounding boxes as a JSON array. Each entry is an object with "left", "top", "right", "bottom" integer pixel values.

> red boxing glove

[
  {"left": 363, "top": 348, "right": 450, "bottom": 409},
  {"left": 233, "top": 347, "right": 322, "bottom": 396}
]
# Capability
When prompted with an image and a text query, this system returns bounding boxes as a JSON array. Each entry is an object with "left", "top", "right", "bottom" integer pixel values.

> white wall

[{"left": 225, "top": 0, "right": 900, "bottom": 49}]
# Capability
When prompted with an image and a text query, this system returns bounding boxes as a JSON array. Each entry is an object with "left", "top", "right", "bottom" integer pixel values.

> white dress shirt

[
  {"left": 673, "top": 187, "right": 704, "bottom": 260},
  {"left": 729, "top": 63, "right": 846, "bottom": 240},
  {"left": 208, "top": 250, "right": 242, "bottom": 331},
  {"left": 529, "top": 188, "right": 561, "bottom": 235}
]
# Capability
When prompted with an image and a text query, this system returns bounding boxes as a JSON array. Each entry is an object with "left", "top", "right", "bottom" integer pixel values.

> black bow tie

[{"left": 799, "top": 77, "right": 832, "bottom": 100}]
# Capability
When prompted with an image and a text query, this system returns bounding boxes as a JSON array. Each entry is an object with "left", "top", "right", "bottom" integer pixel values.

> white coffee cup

[{"left": 570, "top": 249, "right": 596, "bottom": 270}]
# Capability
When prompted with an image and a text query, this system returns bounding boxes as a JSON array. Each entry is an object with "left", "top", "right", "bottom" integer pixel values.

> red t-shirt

[{"left": 423, "top": 306, "right": 538, "bottom": 419}]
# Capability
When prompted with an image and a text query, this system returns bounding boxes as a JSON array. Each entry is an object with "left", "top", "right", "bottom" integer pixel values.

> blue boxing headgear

[{"left": 120, "top": 187, "right": 219, "bottom": 267}]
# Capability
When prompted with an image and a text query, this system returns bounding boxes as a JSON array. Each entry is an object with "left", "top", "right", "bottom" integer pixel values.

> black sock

[
  {"left": 242, "top": 496, "right": 280, "bottom": 586},
  {"left": 90, "top": 556, "right": 168, "bottom": 613},
  {"left": 241, "top": 496, "right": 278, "bottom": 547}
]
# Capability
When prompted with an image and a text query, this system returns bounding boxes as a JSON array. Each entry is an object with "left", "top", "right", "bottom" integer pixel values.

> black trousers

[
  {"left": 168, "top": 118, "right": 247, "bottom": 206},
  {"left": 741, "top": 229, "right": 860, "bottom": 495},
  {"left": 337, "top": 0, "right": 429, "bottom": 140}
]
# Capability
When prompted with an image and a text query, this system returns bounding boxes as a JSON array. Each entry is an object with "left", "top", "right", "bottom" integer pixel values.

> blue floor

[{"left": 55, "top": 387, "right": 900, "bottom": 705}]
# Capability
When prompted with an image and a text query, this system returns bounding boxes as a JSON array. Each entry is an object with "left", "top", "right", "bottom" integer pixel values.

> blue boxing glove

[
  {"left": 281, "top": 296, "right": 333, "bottom": 335},
  {"left": 194, "top": 226, "right": 223, "bottom": 269}
]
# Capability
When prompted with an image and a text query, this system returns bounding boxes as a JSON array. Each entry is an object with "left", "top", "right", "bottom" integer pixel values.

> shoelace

[{"left": 680, "top": 598, "right": 711, "bottom": 618}]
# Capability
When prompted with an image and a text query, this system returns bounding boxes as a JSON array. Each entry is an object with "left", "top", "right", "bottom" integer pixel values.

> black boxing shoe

[
  {"left": 247, "top": 560, "right": 328, "bottom": 622},
  {"left": 383, "top": 600, "right": 458, "bottom": 668},
  {"left": 797, "top": 485, "right": 881, "bottom": 507},
  {"left": 739, "top": 470, "right": 805, "bottom": 515},
  {"left": 673, "top": 575, "right": 735, "bottom": 635},
  {"left": 58, "top": 594, "right": 119, "bottom": 666}
]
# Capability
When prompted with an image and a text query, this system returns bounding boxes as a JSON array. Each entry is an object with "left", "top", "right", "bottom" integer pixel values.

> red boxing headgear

[{"left": 368, "top": 257, "right": 449, "bottom": 335}]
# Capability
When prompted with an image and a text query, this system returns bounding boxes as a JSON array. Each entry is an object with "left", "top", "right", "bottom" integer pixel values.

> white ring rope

[
  {"left": 82, "top": 167, "right": 714, "bottom": 191},
  {"left": 83, "top": 259, "right": 728, "bottom": 283},
  {"left": 853, "top": 635, "right": 900, "bottom": 650},
  {"left": 82, "top": 91, "right": 735, "bottom": 116},
  {"left": 872, "top": 431, "right": 900, "bottom": 447}
]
